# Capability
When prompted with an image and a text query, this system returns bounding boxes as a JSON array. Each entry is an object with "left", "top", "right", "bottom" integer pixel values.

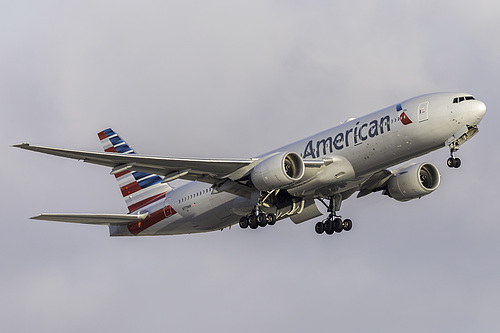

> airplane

[{"left": 14, "top": 92, "right": 486, "bottom": 236}]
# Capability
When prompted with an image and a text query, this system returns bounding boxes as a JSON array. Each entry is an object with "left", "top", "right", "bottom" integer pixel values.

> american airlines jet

[{"left": 15, "top": 92, "right": 486, "bottom": 236}]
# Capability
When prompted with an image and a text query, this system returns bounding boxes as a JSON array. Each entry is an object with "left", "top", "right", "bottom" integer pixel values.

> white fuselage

[{"left": 109, "top": 92, "right": 486, "bottom": 236}]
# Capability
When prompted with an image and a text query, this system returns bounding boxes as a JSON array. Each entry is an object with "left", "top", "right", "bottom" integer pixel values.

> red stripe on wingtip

[
  {"left": 98, "top": 131, "right": 107, "bottom": 140},
  {"left": 105, "top": 147, "right": 118, "bottom": 153}
]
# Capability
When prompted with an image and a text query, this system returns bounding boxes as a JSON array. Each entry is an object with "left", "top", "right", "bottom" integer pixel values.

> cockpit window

[{"left": 453, "top": 96, "right": 475, "bottom": 103}]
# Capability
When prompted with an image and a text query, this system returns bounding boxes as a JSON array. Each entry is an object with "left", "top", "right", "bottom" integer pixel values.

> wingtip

[{"left": 12, "top": 143, "right": 30, "bottom": 148}]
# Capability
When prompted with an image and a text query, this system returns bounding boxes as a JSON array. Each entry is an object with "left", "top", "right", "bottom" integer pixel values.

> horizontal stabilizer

[{"left": 30, "top": 212, "right": 149, "bottom": 225}]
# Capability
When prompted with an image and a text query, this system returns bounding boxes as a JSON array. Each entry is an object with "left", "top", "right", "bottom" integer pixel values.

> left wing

[{"left": 13, "top": 143, "right": 255, "bottom": 181}]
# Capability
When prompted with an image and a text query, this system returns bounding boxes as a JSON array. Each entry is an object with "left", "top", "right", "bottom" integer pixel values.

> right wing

[{"left": 356, "top": 163, "right": 422, "bottom": 198}]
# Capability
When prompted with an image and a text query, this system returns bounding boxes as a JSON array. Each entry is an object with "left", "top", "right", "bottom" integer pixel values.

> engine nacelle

[
  {"left": 251, "top": 152, "right": 305, "bottom": 191},
  {"left": 386, "top": 163, "right": 441, "bottom": 202}
]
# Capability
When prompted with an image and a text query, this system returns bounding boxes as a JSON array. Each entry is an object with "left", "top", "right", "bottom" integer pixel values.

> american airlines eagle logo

[{"left": 397, "top": 104, "right": 413, "bottom": 125}]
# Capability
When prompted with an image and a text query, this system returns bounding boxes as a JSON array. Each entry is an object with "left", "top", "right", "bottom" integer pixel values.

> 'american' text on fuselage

[{"left": 302, "top": 115, "right": 391, "bottom": 159}]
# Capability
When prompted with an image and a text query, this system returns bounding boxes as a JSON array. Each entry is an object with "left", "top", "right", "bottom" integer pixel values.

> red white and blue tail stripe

[{"left": 98, "top": 128, "right": 172, "bottom": 213}]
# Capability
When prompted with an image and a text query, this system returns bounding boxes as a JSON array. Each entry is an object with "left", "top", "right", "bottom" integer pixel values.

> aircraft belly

[
  {"left": 150, "top": 192, "right": 238, "bottom": 235},
  {"left": 154, "top": 211, "right": 237, "bottom": 235},
  {"left": 140, "top": 214, "right": 186, "bottom": 235}
]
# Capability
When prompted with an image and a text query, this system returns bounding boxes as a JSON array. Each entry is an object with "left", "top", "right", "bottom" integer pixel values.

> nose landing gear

[
  {"left": 446, "top": 125, "right": 480, "bottom": 169},
  {"left": 447, "top": 156, "right": 461, "bottom": 168},
  {"left": 447, "top": 144, "right": 461, "bottom": 168}
]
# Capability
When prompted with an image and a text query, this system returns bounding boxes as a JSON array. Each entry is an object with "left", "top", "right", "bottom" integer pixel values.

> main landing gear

[
  {"left": 315, "top": 194, "right": 353, "bottom": 236},
  {"left": 239, "top": 212, "right": 276, "bottom": 230},
  {"left": 315, "top": 217, "right": 352, "bottom": 235}
]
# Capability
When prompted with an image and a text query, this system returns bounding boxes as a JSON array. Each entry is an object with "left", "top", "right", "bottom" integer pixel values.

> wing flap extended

[{"left": 31, "top": 212, "right": 150, "bottom": 225}]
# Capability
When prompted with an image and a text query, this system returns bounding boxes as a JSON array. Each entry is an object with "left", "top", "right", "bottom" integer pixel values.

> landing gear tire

[
  {"left": 315, "top": 222, "right": 324, "bottom": 234},
  {"left": 248, "top": 215, "right": 258, "bottom": 229},
  {"left": 242, "top": 212, "right": 277, "bottom": 230},
  {"left": 447, "top": 157, "right": 461, "bottom": 168},
  {"left": 257, "top": 213, "right": 267, "bottom": 227},
  {"left": 333, "top": 218, "right": 343, "bottom": 233},
  {"left": 324, "top": 220, "right": 334, "bottom": 235},
  {"left": 239, "top": 216, "right": 249, "bottom": 229},
  {"left": 315, "top": 217, "right": 353, "bottom": 235},
  {"left": 266, "top": 214, "right": 276, "bottom": 225},
  {"left": 343, "top": 219, "right": 353, "bottom": 231}
]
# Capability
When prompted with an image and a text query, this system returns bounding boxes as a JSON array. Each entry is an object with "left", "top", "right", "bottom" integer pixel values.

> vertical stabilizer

[{"left": 98, "top": 128, "right": 172, "bottom": 213}]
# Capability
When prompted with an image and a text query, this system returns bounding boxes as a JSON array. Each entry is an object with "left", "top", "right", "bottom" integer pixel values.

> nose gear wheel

[{"left": 447, "top": 157, "right": 461, "bottom": 168}]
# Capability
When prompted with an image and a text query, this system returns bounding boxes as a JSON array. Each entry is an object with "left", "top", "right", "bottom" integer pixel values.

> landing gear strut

[
  {"left": 315, "top": 194, "right": 353, "bottom": 236},
  {"left": 447, "top": 145, "right": 461, "bottom": 168},
  {"left": 239, "top": 191, "right": 278, "bottom": 230},
  {"left": 446, "top": 125, "right": 479, "bottom": 169}
]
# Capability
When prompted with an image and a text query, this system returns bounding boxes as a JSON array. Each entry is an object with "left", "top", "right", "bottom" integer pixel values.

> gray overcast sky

[{"left": 2, "top": 1, "right": 499, "bottom": 332}]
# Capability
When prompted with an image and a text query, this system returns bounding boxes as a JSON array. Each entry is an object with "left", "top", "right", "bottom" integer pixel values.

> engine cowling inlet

[
  {"left": 251, "top": 152, "right": 305, "bottom": 191},
  {"left": 386, "top": 163, "right": 440, "bottom": 202}
]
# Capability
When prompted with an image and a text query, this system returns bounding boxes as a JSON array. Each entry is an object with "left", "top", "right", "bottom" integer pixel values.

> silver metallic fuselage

[{"left": 110, "top": 92, "right": 486, "bottom": 236}]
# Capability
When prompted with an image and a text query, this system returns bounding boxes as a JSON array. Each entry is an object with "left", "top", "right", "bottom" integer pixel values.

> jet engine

[
  {"left": 251, "top": 152, "right": 305, "bottom": 191},
  {"left": 386, "top": 163, "right": 440, "bottom": 202}
]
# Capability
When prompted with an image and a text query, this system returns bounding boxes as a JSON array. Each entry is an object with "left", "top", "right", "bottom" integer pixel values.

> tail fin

[{"left": 98, "top": 128, "right": 172, "bottom": 213}]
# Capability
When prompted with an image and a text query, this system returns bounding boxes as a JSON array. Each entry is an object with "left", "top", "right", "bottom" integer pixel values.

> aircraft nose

[{"left": 470, "top": 100, "right": 486, "bottom": 125}]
